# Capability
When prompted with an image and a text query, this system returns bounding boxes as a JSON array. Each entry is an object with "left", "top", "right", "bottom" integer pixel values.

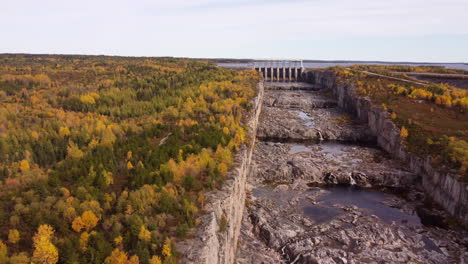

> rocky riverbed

[{"left": 236, "top": 82, "right": 468, "bottom": 264}]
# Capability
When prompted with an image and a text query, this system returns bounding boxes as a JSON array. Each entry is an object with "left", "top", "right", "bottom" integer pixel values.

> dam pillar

[{"left": 282, "top": 66, "right": 285, "bottom": 81}]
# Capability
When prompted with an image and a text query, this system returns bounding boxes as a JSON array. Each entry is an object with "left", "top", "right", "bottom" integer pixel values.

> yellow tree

[
  {"left": 8, "top": 229, "right": 20, "bottom": 244},
  {"left": 67, "top": 142, "right": 84, "bottom": 160},
  {"left": 101, "top": 127, "right": 117, "bottom": 146},
  {"left": 81, "top": 210, "right": 99, "bottom": 231},
  {"left": 128, "top": 255, "right": 140, "bottom": 264},
  {"left": 162, "top": 238, "right": 172, "bottom": 259},
  {"left": 19, "top": 159, "right": 30, "bottom": 172},
  {"left": 400, "top": 126, "right": 409, "bottom": 138},
  {"left": 80, "top": 94, "right": 96, "bottom": 105},
  {"left": 114, "top": 236, "right": 123, "bottom": 246},
  {"left": 72, "top": 216, "right": 85, "bottom": 232},
  {"left": 104, "top": 248, "right": 128, "bottom": 264},
  {"left": 218, "top": 163, "right": 228, "bottom": 177},
  {"left": 59, "top": 126, "right": 71, "bottom": 137},
  {"left": 79, "top": 232, "right": 90, "bottom": 252},
  {"left": 32, "top": 225, "right": 59, "bottom": 264},
  {"left": 72, "top": 210, "right": 99, "bottom": 232},
  {"left": 32, "top": 131, "right": 40, "bottom": 141},
  {"left": 138, "top": 225, "right": 151, "bottom": 242},
  {"left": 149, "top": 256, "right": 162, "bottom": 264},
  {"left": 0, "top": 240, "right": 7, "bottom": 263}
]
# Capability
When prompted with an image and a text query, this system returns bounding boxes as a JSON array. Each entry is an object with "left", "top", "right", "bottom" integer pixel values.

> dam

[{"left": 253, "top": 60, "right": 305, "bottom": 81}]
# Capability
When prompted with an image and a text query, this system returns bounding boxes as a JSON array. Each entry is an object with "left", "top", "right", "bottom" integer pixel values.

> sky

[{"left": 1, "top": 0, "right": 467, "bottom": 62}]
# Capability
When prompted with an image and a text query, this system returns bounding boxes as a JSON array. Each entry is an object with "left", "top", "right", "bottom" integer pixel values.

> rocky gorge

[
  {"left": 178, "top": 71, "right": 468, "bottom": 264},
  {"left": 238, "top": 79, "right": 468, "bottom": 264}
]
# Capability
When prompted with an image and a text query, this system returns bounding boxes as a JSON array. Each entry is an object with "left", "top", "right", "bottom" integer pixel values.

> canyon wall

[
  {"left": 176, "top": 82, "right": 264, "bottom": 263},
  {"left": 304, "top": 70, "right": 468, "bottom": 226}
]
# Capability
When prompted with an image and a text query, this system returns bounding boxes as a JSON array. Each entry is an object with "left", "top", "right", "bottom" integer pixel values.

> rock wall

[
  {"left": 176, "top": 82, "right": 264, "bottom": 263},
  {"left": 303, "top": 70, "right": 468, "bottom": 226}
]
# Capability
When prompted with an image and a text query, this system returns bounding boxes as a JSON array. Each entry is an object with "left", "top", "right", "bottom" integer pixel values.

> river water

[{"left": 303, "top": 186, "right": 421, "bottom": 226}]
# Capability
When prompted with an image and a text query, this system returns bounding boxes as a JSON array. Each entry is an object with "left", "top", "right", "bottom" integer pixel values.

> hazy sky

[{"left": 1, "top": 0, "right": 467, "bottom": 62}]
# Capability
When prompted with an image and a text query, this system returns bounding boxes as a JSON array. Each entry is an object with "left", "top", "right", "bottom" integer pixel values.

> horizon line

[{"left": 1, "top": 53, "right": 466, "bottom": 65}]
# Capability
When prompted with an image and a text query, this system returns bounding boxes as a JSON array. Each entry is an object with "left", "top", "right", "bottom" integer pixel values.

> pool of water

[
  {"left": 288, "top": 142, "right": 349, "bottom": 156},
  {"left": 292, "top": 110, "right": 315, "bottom": 127},
  {"left": 303, "top": 205, "right": 344, "bottom": 223},
  {"left": 319, "top": 143, "right": 346, "bottom": 158},
  {"left": 304, "top": 186, "right": 422, "bottom": 226},
  {"left": 289, "top": 145, "right": 311, "bottom": 154}
]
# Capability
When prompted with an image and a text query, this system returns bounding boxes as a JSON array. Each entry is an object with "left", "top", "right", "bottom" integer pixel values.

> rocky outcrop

[
  {"left": 264, "top": 90, "right": 337, "bottom": 109},
  {"left": 257, "top": 88, "right": 375, "bottom": 143},
  {"left": 252, "top": 142, "right": 417, "bottom": 188},
  {"left": 249, "top": 197, "right": 467, "bottom": 264},
  {"left": 264, "top": 82, "right": 320, "bottom": 91},
  {"left": 176, "top": 82, "right": 264, "bottom": 264},
  {"left": 305, "top": 70, "right": 468, "bottom": 226}
]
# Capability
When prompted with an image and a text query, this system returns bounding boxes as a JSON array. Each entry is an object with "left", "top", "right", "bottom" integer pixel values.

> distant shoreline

[{"left": 0, "top": 53, "right": 465, "bottom": 65}]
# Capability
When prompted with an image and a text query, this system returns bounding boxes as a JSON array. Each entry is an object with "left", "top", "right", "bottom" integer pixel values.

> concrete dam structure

[{"left": 254, "top": 60, "right": 304, "bottom": 81}]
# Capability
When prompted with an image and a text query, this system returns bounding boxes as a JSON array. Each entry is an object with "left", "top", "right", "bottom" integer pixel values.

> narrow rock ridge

[{"left": 176, "top": 82, "right": 264, "bottom": 264}]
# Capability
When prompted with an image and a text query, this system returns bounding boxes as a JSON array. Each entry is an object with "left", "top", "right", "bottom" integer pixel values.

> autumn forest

[{"left": 0, "top": 54, "right": 259, "bottom": 264}]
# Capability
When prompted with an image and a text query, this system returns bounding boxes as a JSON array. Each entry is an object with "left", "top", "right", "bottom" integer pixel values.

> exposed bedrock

[
  {"left": 245, "top": 188, "right": 467, "bottom": 264},
  {"left": 264, "top": 82, "right": 321, "bottom": 91},
  {"left": 237, "top": 79, "right": 467, "bottom": 264},
  {"left": 252, "top": 142, "right": 417, "bottom": 188},
  {"left": 304, "top": 70, "right": 468, "bottom": 226},
  {"left": 264, "top": 90, "right": 337, "bottom": 109},
  {"left": 257, "top": 89, "right": 375, "bottom": 143}
]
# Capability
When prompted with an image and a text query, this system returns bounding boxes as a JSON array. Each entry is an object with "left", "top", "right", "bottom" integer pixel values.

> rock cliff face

[
  {"left": 176, "top": 82, "right": 264, "bottom": 263},
  {"left": 304, "top": 70, "right": 468, "bottom": 226}
]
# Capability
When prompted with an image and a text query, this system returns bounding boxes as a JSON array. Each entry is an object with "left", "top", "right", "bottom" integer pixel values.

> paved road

[
  {"left": 393, "top": 72, "right": 468, "bottom": 79},
  {"left": 356, "top": 70, "right": 428, "bottom": 86}
]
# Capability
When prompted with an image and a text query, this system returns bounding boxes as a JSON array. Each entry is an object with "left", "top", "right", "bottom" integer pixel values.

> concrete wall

[
  {"left": 176, "top": 81, "right": 264, "bottom": 263},
  {"left": 304, "top": 70, "right": 468, "bottom": 226}
]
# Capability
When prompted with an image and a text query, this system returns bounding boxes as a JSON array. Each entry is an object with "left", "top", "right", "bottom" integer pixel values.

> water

[
  {"left": 289, "top": 145, "right": 312, "bottom": 154},
  {"left": 218, "top": 62, "right": 468, "bottom": 71},
  {"left": 288, "top": 142, "right": 348, "bottom": 156},
  {"left": 319, "top": 143, "right": 346, "bottom": 158},
  {"left": 304, "top": 186, "right": 422, "bottom": 226},
  {"left": 291, "top": 110, "right": 315, "bottom": 127},
  {"left": 303, "top": 205, "right": 344, "bottom": 223}
]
